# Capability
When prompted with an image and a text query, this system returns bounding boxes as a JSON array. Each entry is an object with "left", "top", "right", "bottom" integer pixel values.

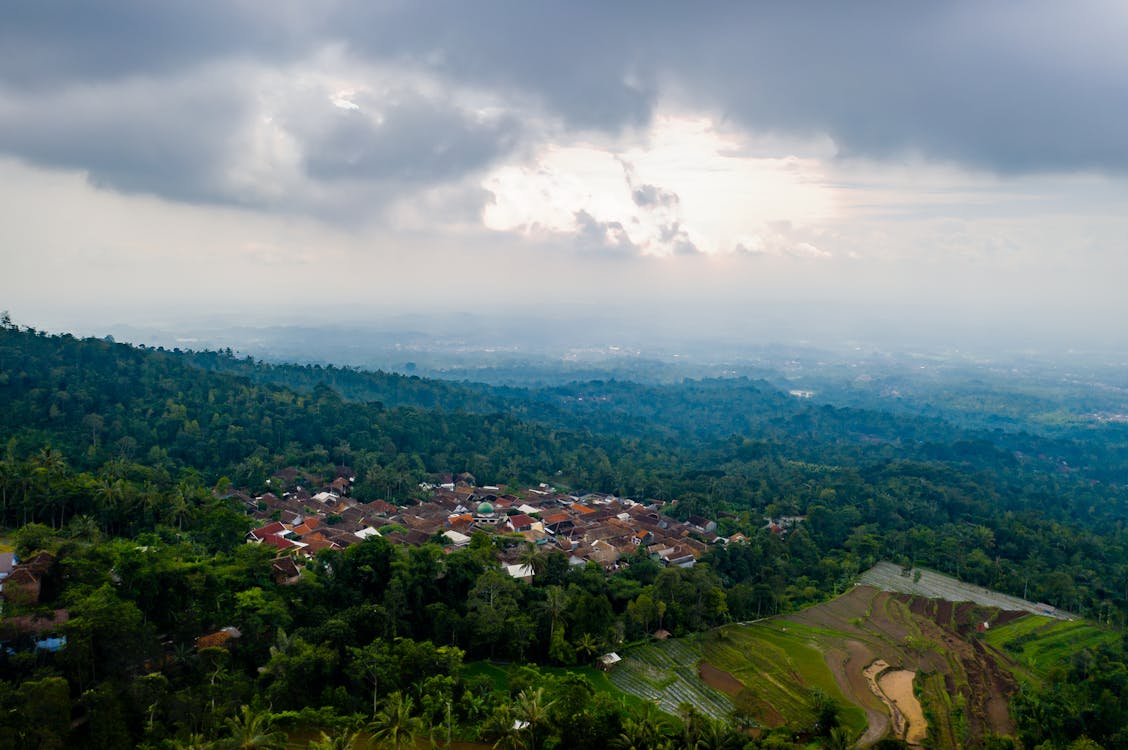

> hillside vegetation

[{"left": 0, "top": 324, "right": 1126, "bottom": 748}]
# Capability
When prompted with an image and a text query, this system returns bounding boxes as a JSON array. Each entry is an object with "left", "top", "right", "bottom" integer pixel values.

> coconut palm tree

[
  {"left": 513, "top": 687, "right": 555, "bottom": 750},
  {"left": 66, "top": 513, "right": 101, "bottom": 541},
  {"left": 481, "top": 703, "right": 521, "bottom": 750},
  {"left": 307, "top": 728, "right": 365, "bottom": 750},
  {"left": 32, "top": 446, "right": 66, "bottom": 527},
  {"left": 611, "top": 702, "right": 674, "bottom": 750},
  {"left": 217, "top": 705, "right": 287, "bottom": 750},
  {"left": 574, "top": 632, "right": 603, "bottom": 663},
  {"left": 369, "top": 692, "right": 426, "bottom": 750},
  {"left": 169, "top": 732, "right": 214, "bottom": 750},
  {"left": 693, "top": 718, "right": 744, "bottom": 750},
  {"left": 517, "top": 543, "right": 547, "bottom": 576},
  {"left": 541, "top": 586, "right": 569, "bottom": 641}
]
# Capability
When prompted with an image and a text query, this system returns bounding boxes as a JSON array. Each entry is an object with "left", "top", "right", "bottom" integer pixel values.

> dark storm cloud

[
  {"left": 0, "top": 71, "right": 250, "bottom": 203},
  {"left": 332, "top": 1, "right": 1128, "bottom": 174},
  {"left": 0, "top": 2, "right": 312, "bottom": 90},
  {"left": 282, "top": 90, "right": 521, "bottom": 185},
  {"left": 1, "top": 1, "right": 1125, "bottom": 213}
]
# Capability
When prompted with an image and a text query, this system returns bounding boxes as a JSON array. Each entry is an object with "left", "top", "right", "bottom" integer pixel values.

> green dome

[{"left": 477, "top": 501, "right": 495, "bottom": 515}]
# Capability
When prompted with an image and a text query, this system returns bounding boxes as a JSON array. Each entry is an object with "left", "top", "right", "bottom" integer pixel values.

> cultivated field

[
  {"left": 859, "top": 561, "right": 1073, "bottom": 619},
  {"left": 607, "top": 565, "right": 1112, "bottom": 748},
  {"left": 612, "top": 584, "right": 1036, "bottom": 747},
  {"left": 606, "top": 637, "right": 735, "bottom": 720},
  {"left": 981, "top": 616, "right": 1117, "bottom": 683}
]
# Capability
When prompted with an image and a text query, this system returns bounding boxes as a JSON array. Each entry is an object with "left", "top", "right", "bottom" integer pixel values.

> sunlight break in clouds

[{"left": 482, "top": 116, "right": 838, "bottom": 257}]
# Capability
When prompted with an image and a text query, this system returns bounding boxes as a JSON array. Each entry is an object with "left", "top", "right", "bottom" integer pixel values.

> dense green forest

[{"left": 0, "top": 323, "right": 1126, "bottom": 749}]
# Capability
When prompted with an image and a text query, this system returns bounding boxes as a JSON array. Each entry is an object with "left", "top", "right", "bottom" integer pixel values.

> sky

[{"left": 2, "top": 2, "right": 1128, "bottom": 352}]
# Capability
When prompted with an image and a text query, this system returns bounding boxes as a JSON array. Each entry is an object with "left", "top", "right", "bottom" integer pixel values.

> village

[{"left": 235, "top": 467, "right": 779, "bottom": 584}]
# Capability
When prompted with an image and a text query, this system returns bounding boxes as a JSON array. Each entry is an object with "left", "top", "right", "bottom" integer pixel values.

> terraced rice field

[
  {"left": 982, "top": 615, "right": 1117, "bottom": 682},
  {"left": 606, "top": 637, "right": 735, "bottom": 720},
  {"left": 609, "top": 565, "right": 1112, "bottom": 748},
  {"left": 701, "top": 622, "right": 868, "bottom": 734}
]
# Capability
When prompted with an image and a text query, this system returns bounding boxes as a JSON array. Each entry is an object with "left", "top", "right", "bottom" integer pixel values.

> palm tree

[
  {"left": 170, "top": 732, "right": 214, "bottom": 750},
  {"left": 307, "top": 729, "right": 365, "bottom": 750},
  {"left": 167, "top": 480, "right": 195, "bottom": 530},
  {"left": 513, "top": 687, "right": 555, "bottom": 750},
  {"left": 66, "top": 513, "right": 101, "bottom": 541},
  {"left": 821, "top": 726, "right": 853, "bottom": 750},
  {"left": 541, "top": 586, "right": 569, "bottom": 641},
  {"left": 217, "top": 705, "right": 287, "bottom": 750},
  {"left": 693, "top": 718, "right": 744, "bottom": 750},
  {"left": 481, "top": 703, "right": 521, "bottom": 750},
  {"left": 32, "top": 446, "right": 66, "bottom": 527},
  {"left": 611, "top": 702, "right": 673, "bottom": 750},
  {"left": 517, "top": 543, "right": 547, "bottom": 577},
  {"left": 574, "top": 632, "right": 603, "bottom": 663},
  {"left": 369, "top": 692, "right": 426, "bottom": 750}
]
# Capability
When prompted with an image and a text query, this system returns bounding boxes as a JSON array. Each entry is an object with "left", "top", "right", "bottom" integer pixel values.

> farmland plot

[
  {"left": 859, "top": 562, "right": 1074, "bottom": 619},
  {"left": 607, "top": 638, "right": 734, "bottom": 720}
]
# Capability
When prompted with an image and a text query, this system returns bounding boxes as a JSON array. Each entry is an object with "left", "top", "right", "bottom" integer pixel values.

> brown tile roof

[
  {"left": 250, "top": 521, "right": 287, "bottom": 539},
  {"left": 507, "top": 514, "right": 536, "bottom": 529},
  {"left": 196, "top": 626, "right": 241, "bottom": 650},
  {"left": 260, "top": 535, "right": 298, "bottom": 551},
  {"left": 366, "top": 500, "right": 399, "bottom": 515}
]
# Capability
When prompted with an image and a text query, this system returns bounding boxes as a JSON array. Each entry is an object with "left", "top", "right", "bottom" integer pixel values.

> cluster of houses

[
  {"left": 236, "top": 468, "right": 749, "bottom": 584},
  {"left": 0, "top": 550, "right": 68, "bottom": 652}
]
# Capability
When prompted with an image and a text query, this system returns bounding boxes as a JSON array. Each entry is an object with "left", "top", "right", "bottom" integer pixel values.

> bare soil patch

[
  {"left": 878, "top": 669, "right": 927, "bottom": 746},
  {"left": 699, "top": 661, "right": 744, "bottom": 696}
]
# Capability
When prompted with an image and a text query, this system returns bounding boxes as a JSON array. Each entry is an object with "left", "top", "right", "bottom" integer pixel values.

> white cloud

[{"left": 483, "top": 115, "right": 838, "bottom": 256}]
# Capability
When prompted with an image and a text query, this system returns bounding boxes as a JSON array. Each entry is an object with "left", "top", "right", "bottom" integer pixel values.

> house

[
  {"left": 504, "top": 563, "right": 535, "bottom": 582},
  {"left": 196, "top": 626, "right": 242, "bottom": 651},
  {"left": 443, "top": 530, "right": 471, "bottom": 548},
  {"left": 247, "top": 522, "right": 289, "bottom": 542},
  {"left": 0, "top": 609, "right": 69, "bottom": 640},
  {"left": 298, "top": 536, "right": 338, "bottom": 558},
  {"left": 0, "top": 552, "right": 56, "bottom": 605},
  {"left": 260, "top": 535, "right": 299, "bottom": 552},
  {"left": 270, "top": 557, "right": 302, "bottom": 585},
  {"left": 366, "top": 500, "right": 399, "bottom": 516},
  {"left": 291, "top": 517, "right": 322, "bottom": 536},
  {"left": 506, "top": 514, "right": 538, "bottom": 533},
  {"left": 597, "top": 652, "right": 622, "bottom": 670},
  {"left": 687, "top": 515, "right": 717, "bottom": 534}
]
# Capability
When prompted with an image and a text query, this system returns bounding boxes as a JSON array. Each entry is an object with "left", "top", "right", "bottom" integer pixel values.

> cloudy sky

[{"left": 2, "top": 2, "right": 1127, "bottom": 351}]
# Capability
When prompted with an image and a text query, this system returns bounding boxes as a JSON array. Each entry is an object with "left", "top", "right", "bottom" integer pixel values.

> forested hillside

[{"left": 0, "top": 323, "right": 1125, "bottom": 749}]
